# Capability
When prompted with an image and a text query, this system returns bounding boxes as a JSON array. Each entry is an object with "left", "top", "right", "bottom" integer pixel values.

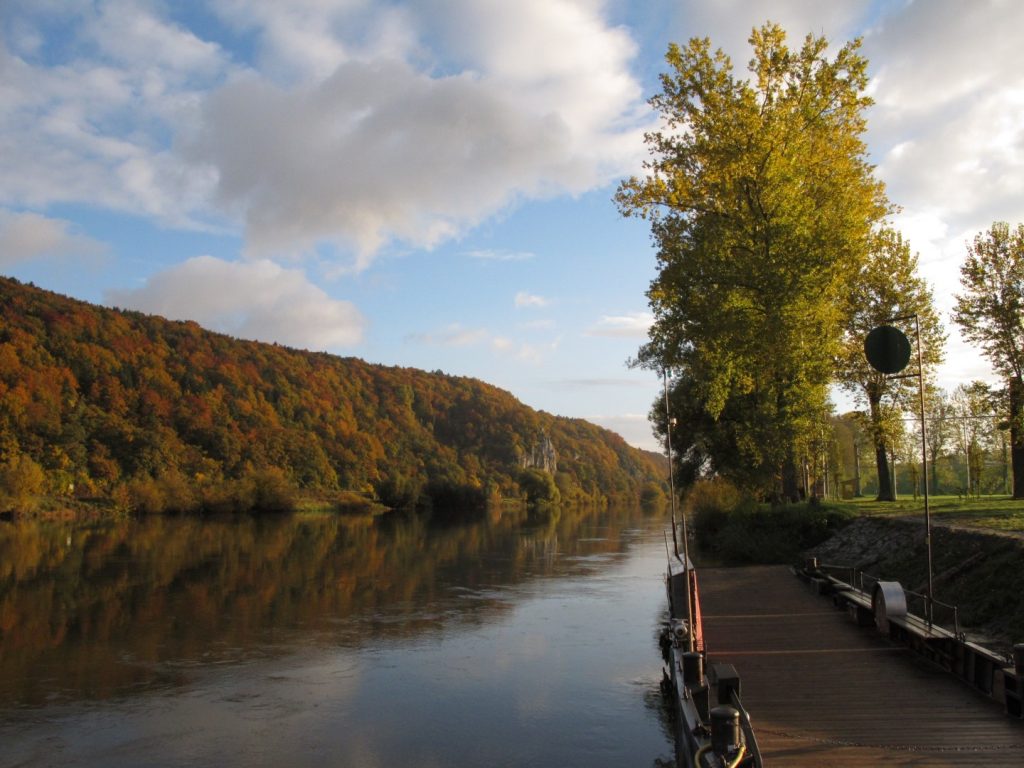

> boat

[
  {"left": 656, "top": 371, "right": 761, "bottom": 766},
  {"left": 660, "top": 549, "right": 763, "bottom": 767}
]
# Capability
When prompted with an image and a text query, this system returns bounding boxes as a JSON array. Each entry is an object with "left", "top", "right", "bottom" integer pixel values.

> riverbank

[{"left": 805, "top": 515, "right": 1024, "bottom": 650}]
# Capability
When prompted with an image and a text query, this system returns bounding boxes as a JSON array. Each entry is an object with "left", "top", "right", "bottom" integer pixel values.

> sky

[{"left": 2, "top": 0, "right": 1023, "bottom": 453}]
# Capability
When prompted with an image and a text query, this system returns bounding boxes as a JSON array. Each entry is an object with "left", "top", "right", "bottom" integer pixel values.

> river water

[{"left": 0, "top": 505, "right": 677, "bottom": 767}]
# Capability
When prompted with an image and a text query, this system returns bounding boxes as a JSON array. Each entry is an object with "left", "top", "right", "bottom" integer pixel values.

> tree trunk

[
  {"left": 1011, "top": 377, "right": 1024, "bottom": 499},
  {"left": 853, "top": 440, "right": 862, "bottom": 497},
  {"left": 781, "top": 456, "right": 801, "bottom": 503},
  {"left": 869, "top": 392, "right": 894, "bottom": 501}
]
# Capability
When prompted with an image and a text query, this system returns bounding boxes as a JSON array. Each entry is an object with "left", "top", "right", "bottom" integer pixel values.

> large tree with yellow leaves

[{"left": 618, "top": 23, "right": 890, "bottom": 497}]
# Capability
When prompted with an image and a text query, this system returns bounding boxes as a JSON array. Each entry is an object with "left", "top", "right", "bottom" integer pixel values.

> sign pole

[
  {"left": 913, "top": 314, "right": 934, "bottom": 626},
  {"left": 866, "top": 317, "right": 933, "bottom": 626}
]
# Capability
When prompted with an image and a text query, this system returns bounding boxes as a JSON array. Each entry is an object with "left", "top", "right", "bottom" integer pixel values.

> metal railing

[{"left": 815, "top": 562, "right": 962, "bottom": 640}]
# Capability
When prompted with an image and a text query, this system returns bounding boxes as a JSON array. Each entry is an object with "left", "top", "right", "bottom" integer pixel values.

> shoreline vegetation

[
  {"left": 0, "top": 485, "right": 645, "bottom": 523},
  {"left": 0, "top": 277, "right": 667, "bottom": 520}
]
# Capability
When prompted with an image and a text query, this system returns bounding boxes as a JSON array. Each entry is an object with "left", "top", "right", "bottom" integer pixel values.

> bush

[
  {"left": 422, "top": 481, "right": 486, "bottom": 515},
  {"left": 125, "top": 469, "right": 198, "bottom": 514},
  {"left": 0, "top": 455, "right": 46, "bottom": 513},
  {"left": 555, "top": 472, "right": 582, "bottom": 504},
  {"left": 126, "top": 475, "right": 166, "bottom": 515},
  {"left": 640, "top": 481, "right": 666, "bottom": 510},
  {"left": 686, "top": 478, "right": 751, "bottom": 551},
  {"left": 374, "top": 471, "right": 425, "bottom": 509},
  {"left": 249, "top": 467, "right": 297, "bottom": 513},
  {"left": 518, "top": 468, "right": 560, "bottom": 506},
  {"left": 700, "top": 498, "right": 853, "bottom": 565},
  {"left": 195, "top": 468, "right": 296, "bottom": 514}
]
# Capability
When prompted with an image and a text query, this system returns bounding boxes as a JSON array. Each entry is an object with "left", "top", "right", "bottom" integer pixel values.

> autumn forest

[{"left": 0, "top": 277, "right": 666, "bottom": 516}]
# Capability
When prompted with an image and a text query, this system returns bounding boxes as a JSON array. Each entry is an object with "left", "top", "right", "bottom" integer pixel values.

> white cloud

[
  {"left": 0, "top": 3, "right": 228, "bottom": 227},
  {"left": 585, "top": 312, "right": 653, "bottom": 338},
  {"left": 208, "top": 0, "right": 391, "bottom": 82},
  {"left": 406, "top": 323, "right": 489, "bottom": 348},
  {"left": 2, "top": 1, "right": 649, "bottom": 266},
  {"left": 673, "top": 0, "right": 868, "bottom": 70},
  {"left": 83, "top": 0, "right": 225, "bottom": 80},
  {"left": 514, "top": 292, "right": 548, "bottom": 308},
  {"left": 518, "top": 319, "right": 555, "bottom": 331},
  {"left": 105, "top": 256, "right": 365, "bottom": 350},
  {"left": 185, "top": 56, "right": 643, "bottom": 264},
  {"left": 856, "top": 1, "right": 1024, "bottom": 395},
  {"left": 865, "top": 2, "right": 1024, "bottom": 231},
  {"left": 406, "top": 323, "right": 555, "bottom": 363},
  {"left": 0, "top": 210, "right": 107, "bottom": 266},
  {"left": 585, "top": 412, "right": 660, "bottom": 452},
  {"left": 490, "top": 335, "right": 554, "bottom": 364},
  {"left": 184, "top": 0, "right": 648, "bottom": 265},
  {"left": 466, "top": 249, "right": 535, "bottom": 262}
]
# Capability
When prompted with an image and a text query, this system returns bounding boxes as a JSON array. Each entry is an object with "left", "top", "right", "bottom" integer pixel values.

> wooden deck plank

[{"left": 698, "top": 565, "right": 1024, "bottom": 766}]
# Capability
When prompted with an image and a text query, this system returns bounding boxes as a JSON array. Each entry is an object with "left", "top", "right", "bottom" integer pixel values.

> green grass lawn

[{"left": 830, "top": 494, "right": 1024, "bottom": 533}]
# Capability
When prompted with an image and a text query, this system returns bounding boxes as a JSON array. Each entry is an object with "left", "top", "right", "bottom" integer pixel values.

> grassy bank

[{"left": 826, "top": 494, "right": 1024, "bottom": 534}]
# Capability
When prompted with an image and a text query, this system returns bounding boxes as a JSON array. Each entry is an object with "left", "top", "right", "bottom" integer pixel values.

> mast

[
  {"left": 664, "top": 370, "right": 696, "bottom": 653},
  {"left": 663, "top": 369, "right": 680, "bottom": 559}
]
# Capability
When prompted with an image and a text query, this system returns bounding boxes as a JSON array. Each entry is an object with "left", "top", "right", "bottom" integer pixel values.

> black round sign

[{"left": 864, "top": 325, "right": 912, "bottom": 374}]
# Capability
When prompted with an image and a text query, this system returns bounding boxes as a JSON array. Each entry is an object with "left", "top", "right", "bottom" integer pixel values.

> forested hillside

[{"left": 0, "top": 277, "right": 665, "bottom": 514}]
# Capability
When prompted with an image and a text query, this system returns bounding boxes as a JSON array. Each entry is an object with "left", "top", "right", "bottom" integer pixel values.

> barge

[{"left": 661, "top": 551, "right": 763, "bottom": 768}]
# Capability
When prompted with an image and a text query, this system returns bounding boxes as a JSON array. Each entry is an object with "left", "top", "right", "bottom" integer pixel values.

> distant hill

[{"left": 0, "top": 276, "right": 665, "bottom": 514}]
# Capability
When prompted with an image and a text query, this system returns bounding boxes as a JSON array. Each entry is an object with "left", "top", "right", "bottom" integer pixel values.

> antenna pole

[{"left": 663, "top": 370, "right": 680, "bottom": 559}]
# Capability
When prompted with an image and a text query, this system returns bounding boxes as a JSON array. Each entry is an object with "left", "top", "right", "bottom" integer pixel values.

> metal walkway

[{"left": 698, "top": 565, "right": 1024, "bottom": 766}]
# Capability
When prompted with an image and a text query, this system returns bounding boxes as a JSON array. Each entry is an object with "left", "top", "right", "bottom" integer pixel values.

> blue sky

[{"left": 2, "top": 0, "right": 1023, "bottom": 451}]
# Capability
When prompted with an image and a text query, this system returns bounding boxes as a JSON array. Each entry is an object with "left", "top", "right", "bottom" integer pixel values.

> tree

[
  {"left": 836, "top": 227, "right": 944, "bottom": 500},
  {"left": 950, "top": 382, "right": 995, "bottom": 497},
  {"left": 923, "top": 385, "right": 953, "bottom": 496},
  {"left": 952, "top": 222, "right": 1024, "bottom": 498},
  {"left": 618, "top": 23, "right": 889, "bottom": 498},
  {"left": 835, "top": 412, "right": 872, "bottom": 497}
]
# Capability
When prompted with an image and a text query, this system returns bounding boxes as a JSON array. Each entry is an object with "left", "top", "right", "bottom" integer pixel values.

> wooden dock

[{"left": 698, "top": 565, "right": 1024, "bottom": 766}]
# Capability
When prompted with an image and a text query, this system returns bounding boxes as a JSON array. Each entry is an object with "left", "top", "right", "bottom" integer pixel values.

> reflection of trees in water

[{"left": 0, "top": 503, "right": 655, "bottom": 706}]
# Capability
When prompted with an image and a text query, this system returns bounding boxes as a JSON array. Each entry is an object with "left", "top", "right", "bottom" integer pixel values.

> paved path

[{"left": 698, "top": 565, "right": 1024, "bottom": 766}]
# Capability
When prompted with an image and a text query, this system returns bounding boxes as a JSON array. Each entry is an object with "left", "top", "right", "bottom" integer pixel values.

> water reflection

[{"left": 0, "top": 504, "right": 658, "bottom": 708}]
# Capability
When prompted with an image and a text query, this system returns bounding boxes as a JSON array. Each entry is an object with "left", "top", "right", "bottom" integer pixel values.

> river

[{"left": 0, "top": 504, "right": 677, "bottom": 767}]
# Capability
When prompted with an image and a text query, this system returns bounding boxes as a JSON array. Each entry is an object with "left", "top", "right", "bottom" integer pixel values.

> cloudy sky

[{"left": 2, "top": 0, "right": 1023, "bottom": 451}]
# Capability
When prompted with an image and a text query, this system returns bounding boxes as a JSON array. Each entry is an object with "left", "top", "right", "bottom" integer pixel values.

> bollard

[
  {"left": 805, "top": 556, "right": 819, "bottom": 572},
  {"left": 710, "top": 705, "right": 741, "bottom": 756},
  {"left": 681, "top": 651, "right": 703, "bottom": 685}
]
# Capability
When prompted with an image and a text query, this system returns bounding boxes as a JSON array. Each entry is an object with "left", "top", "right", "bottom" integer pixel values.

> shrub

[
  {"left": 125, "top": 469, "right": 198, "bottom": 514},
  {"left": 686, "top": 478, "right": 750, "bottom": 551},
  {"left": 640, "top": 481, "right": 666, "bottom": 510},
  {"left": 126, "top": 475, "right": 166, "bottom": 515},
  {"left": 701, "top": 498, "right": 854, "bottom": 565},
  {"left": 249, "top": 467, "right": 296, "bottom": 513},
  {"left": 518, "top": 468, "right": 560, "bottom": 506},
  {"left": 375, "top": 472, "right": 424, "bottom": 509},
  {"left": 423, "top": 482, "right": 486, "bottom": 514},
  {"left": 0, "top": 454, "right": 46, "bottom": 513},
  {"left": 555, "top": 472, "right": 582, "bottom": 504}
]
